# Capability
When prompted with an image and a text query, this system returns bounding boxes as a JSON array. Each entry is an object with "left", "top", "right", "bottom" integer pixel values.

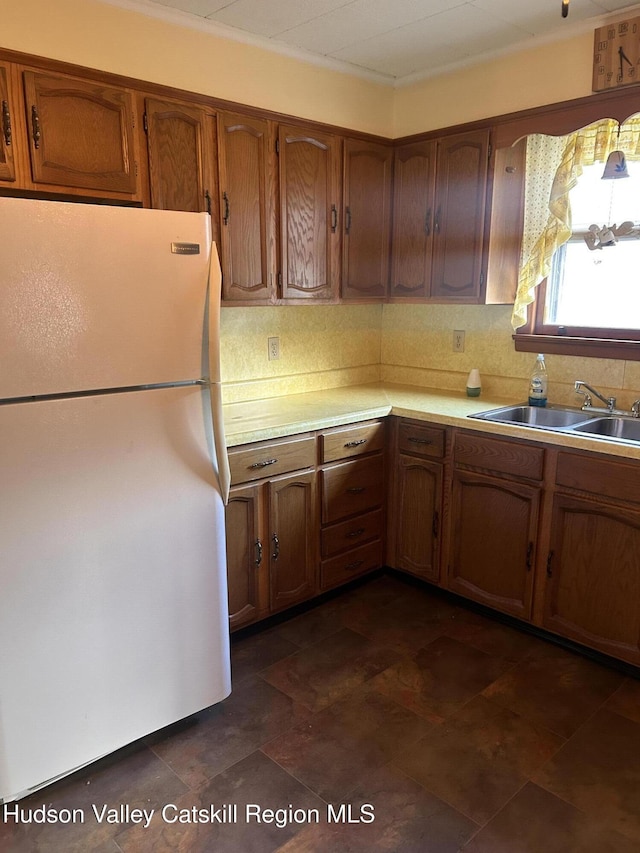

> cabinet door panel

[
  {"left": 145, "top": 97, "right": 213, "bottom": 213},
  {"left": 225, "top": 483, "right": 265, "bottom": 630},
  {"left": 218, "top": 113, "right": 276, "bottom": 302},
  {"left": 23, "top": 70, "right": 137, "bottom": 194},
  {"left": 269, "top": 469, "right": 317, "bottom": 610},
  {"left": 390, "top": 141, "right": 436, "bottom": 298},
  {"left": 449, "top": 471, "right": 538, "bottom": 619},
  {"left": 544, "top": 494, "right": 640, "bottom": 664},
  {"left": 279, "top": 125, "right": 340, "bottom": 301},
  {"left": 342, "top": 139, "right": 392, "bottom": 300},
  {"left": 395, "top": 455, "right": 442, "bottom": 582},
  {"left": 431, "top": 130, "right": 489, "bottom": 301},
  {"left": 0, "top": 64, "right": 16, "bottom": 182}
]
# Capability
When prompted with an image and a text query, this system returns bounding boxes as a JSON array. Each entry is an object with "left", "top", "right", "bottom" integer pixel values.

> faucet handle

[
  {"left": 632, "top": 400, "right": 640, "bottom": 417},
  {"left": 574, "top": 381, "right": 592, "bottom": 408}
]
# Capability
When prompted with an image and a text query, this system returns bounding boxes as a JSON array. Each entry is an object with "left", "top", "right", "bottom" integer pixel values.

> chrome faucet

[
  {"left": 632, "top": 400, "right": 640, "bottom": 418},
  {"left": 574, "top": 380, "right": 617, "bottom": 412}
]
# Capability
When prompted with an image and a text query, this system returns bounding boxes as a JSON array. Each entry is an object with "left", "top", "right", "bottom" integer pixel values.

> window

[
  {"left": 513, "top": 117, "right": 640, "bottom": 360},
  {"left": 541, "top": 160, "right": 640, "bottom": 336}
]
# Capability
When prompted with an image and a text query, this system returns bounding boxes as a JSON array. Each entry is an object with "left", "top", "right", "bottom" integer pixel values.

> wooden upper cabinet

[
  {"left": 0, "top": 63, "right": 17, "bottom": 182},
  {"left": 217, "top": 112, "right": 277, "bottom": 303},
  {"left": 341, "top": 139, "right": 393, "bottom": 300},
  {"left": 144, "top": 97, "right": 214, "bottom": 214},
  {"left": 22, "top": 70, "right": 139, "bottom": 196},
  {"left": 430, "top": 129, "right": 490, "bottom": 301},
  {"left": 278, "top": 124, "right": 340, "bottom": 301},
  {"left": 390, "top": 140, "right": 436, "bottom": 299}
]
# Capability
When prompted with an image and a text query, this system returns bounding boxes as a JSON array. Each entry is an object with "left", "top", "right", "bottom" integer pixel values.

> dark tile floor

[{"left": 3, "top": 573, "right": 640, "bottom": 852}]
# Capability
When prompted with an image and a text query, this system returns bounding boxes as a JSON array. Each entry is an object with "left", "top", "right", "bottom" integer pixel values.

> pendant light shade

[
  {"left": 602, "top": 150, "right": 630, "bottom": 179},
  {"left": 561, "top": 0, "right": 569, "bottom": 18}
]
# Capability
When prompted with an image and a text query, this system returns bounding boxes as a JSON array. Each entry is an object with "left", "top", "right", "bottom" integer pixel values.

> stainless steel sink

[
  {"left": 470, "top": 404, "right": 640, "bottom": 445},
  {"left": 469, "top": 404, "right": 599, "bottom": 429},
  {"left": 570, "top": 417, "right": 640, "bottom": 442}
]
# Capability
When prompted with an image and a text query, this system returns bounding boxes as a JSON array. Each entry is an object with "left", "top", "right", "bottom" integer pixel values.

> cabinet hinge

[
  {"left": 275, "top": 138, "right": 280, "bottom": 155},
  {"left": 277, "top": 271, "right": 282, "bottom": 288},
  {"left": 488, "top": 143, "right": 492, "bottom": 160},
  {"left": 143, "top": 112, "right": 148, "bottom": 134},
  {"left": 480, "top": 271, "right": 484, "bottom": 286}
]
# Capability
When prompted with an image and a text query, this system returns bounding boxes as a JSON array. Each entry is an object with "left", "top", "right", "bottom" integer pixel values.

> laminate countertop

[{"left": 222, "top": 382, "right": 640, "bottom": 462}]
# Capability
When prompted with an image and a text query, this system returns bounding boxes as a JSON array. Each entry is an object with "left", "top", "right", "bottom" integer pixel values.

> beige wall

[
  {"left": 1, "top": 0, "right": 393, "bottom": 136},
  {"left": 393, "top": 34, "right": 594, "bottom": 137}
]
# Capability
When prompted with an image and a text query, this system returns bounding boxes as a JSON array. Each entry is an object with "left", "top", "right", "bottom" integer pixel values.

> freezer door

[
  {"left": 0, "top": 385, "right": 230, "bottom": 802},
  {"left": 0, "top": 198, "right": 212, "bottom": 399}
]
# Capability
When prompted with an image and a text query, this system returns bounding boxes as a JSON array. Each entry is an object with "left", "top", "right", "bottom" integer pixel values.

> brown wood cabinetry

[
  {"left": 341, "top": 138, "right": 393, "bottom": 300},
  {"left": 225, "top": 435, "right": 318, "bottom": 629},
  {"left": 448, "top": 432, "right": 541, "bottom": 619},
  {"left": 319, "top": 421, "right": 385, "bottom": 590},
  {"left": 278, "top": 124, "right": 341, "bottom": 301},
  {"left": 430, "top": 130, "right": 490, "bottom": 301},
  {"left": 144, "top": 96, "right": 216, "bottom": 215},
  {"left": 541, "top": 451, "right": 640, "bottom": 665},
  {"left": 390, "top": 130, "right": 489, "bottom": 302},
  {"left": 391, "top": 420, "right": 447, "bottom": 583},
  {"left": 0, "top": 63, "right": 17, "bottom": 182},
  {"left": 390, "top": 140, "right": 436, "bottom": 299},
  {"left": 225, "top": 483, "right": 264, "bottom": 629},
  {"left": 217, "top": 112, "right": 277, "bottom": 303},
  {"left": 22, "top": 70, "right": 140, "bottom": 197}
]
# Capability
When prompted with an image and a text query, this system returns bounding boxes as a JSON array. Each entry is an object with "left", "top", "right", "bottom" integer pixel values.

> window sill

[{"left": 513, "top": 334, "right": 640, "bottom": 361}]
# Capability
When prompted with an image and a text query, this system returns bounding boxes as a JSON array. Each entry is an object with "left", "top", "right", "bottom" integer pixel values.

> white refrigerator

[{"left": 0, "top": 197, "right": 231, "bottom": 803}]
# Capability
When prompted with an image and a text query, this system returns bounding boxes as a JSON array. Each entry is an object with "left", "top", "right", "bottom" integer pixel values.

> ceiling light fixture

[{"left": 562, "top": 0, "right": 569, "bottom": 18}]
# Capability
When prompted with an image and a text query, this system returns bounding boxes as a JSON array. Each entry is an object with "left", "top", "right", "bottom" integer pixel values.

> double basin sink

[{"left": 469, "top": 404, "right": 640, "bottom": 444}]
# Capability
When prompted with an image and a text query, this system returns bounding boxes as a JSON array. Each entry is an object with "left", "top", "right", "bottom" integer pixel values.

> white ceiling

[{"left": 120, "top": 0, "right": 640, "bottom": 83}]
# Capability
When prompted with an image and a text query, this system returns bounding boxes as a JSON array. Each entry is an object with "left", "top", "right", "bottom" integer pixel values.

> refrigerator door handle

[{"left": 210, "top": 380, "right": 230, "bottom": 504}]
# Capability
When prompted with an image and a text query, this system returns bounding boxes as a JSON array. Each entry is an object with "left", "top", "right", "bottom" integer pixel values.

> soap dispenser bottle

[{"left": 528, "top": 353, "right": 548, "bottom": 407}]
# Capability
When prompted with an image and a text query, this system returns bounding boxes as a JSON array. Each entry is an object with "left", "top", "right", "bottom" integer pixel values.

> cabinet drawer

[
  {"left": 556, "top": 451, "right": 640, "bottom": 506},
  {"left": 321, "top": 508, "right": 384, "bottom": 558},
  {"left": 321, "top": 455, "right": 384, "bottom": 524},
  {"left": 454, "top": 432, "right": 544, "bottom": 481},
  {"left": 321, "top": 539, "right": 383, "bottom": 590},
  {"left": 321, "top": 421, "right": 385, "bottom": 463},
  {"left": 229, "top": 435, "right": 316, "bottom": 485},
  {"left": 398, "top": 421, "right": 446, "bottom": 459}
]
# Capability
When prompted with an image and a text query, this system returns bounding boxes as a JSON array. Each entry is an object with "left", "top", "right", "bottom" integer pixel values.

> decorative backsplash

[{"left": 220, "top": 303, "right": 639, "bottom": 410}]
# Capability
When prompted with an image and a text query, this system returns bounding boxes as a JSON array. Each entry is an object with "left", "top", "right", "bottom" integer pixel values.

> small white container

[{"left": 466, "top": 368, "right": 481, "bottom": 397}]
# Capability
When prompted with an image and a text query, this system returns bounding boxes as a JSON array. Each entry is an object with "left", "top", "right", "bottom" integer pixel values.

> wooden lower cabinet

[
  {"left": 543, "top": 493, "right": 640, "bottom": 665},
  {"left": 394, "top": 455, "right": 442, "bottom": 582},
  {"left": 448, "top": 470, "right": 539, "bottom": 620},
  {"left": 225, "top": 483, "right": 264, "bottom": 630},
  {"left": 269, "top": 470, "right": 317, "bottom": 611},
  {"left": 225, "top": 469, "right": 318, "bottom": 629}
]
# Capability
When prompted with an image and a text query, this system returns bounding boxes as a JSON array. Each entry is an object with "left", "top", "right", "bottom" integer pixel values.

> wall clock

[{"left": 592, "top": 16, "right": 640, "bottom": 92}]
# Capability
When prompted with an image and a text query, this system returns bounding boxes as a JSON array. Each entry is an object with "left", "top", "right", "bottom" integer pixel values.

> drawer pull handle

[
  {"left": 347, "top": 487, "right": 365, "bottom": 494},
  {"left": 346, "top": 528, "right": 366, "bottom": 539},
  {"left": 222, "top": 191, "right": 230, "bottom": 225},
  {"left": 345, "top": 559, "right": 364, "bottom": 572},
  {"left": 255, "top": 539, "right": 263, "bottom": 567},
  {"left": 2, "top": 100, "right": 11, "bottom": 147},
  {"left": 331, "top": 204, "right": 338, "bottom": 232},
  {"left": 344, "top": 438, "right": 367, "bottom": 447},
  {"left": 31, "top": 105, "right": 41, "bottom": 149},
  {"left": 526, "top": 541, "right": 533, "bottom": 571},
  {"left": 408, "top": 437, "right": 433, "bottom": 445},
  {"left": 272, "top": 534, "right": 280, "bottom": 561},
  {"left": 249, "top": 458, "right": 278, "bottom": 469},
  {"left": 546, "top": 550, "right": 554, "bottom": 577}
]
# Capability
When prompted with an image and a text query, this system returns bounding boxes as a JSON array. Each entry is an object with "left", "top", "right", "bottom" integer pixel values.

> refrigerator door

[
  {"left": 0, "top": 384, "right": 230, "bottom": 802},
  {"left": 0, "top": 198, "right": 212, "bottom": 399}
]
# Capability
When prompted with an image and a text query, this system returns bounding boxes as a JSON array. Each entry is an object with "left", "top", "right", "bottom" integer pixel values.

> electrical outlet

[
  {"left": 453, "top": 330, "right": 465, "bottom": 353},
  {"left": 268, "top": 336, "right": 280, "bottom": 361}
]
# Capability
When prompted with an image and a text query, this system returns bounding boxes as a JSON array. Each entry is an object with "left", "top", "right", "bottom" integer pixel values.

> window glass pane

[{"left": 546, "top": 160, "right": 640, "bottom": 329}]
